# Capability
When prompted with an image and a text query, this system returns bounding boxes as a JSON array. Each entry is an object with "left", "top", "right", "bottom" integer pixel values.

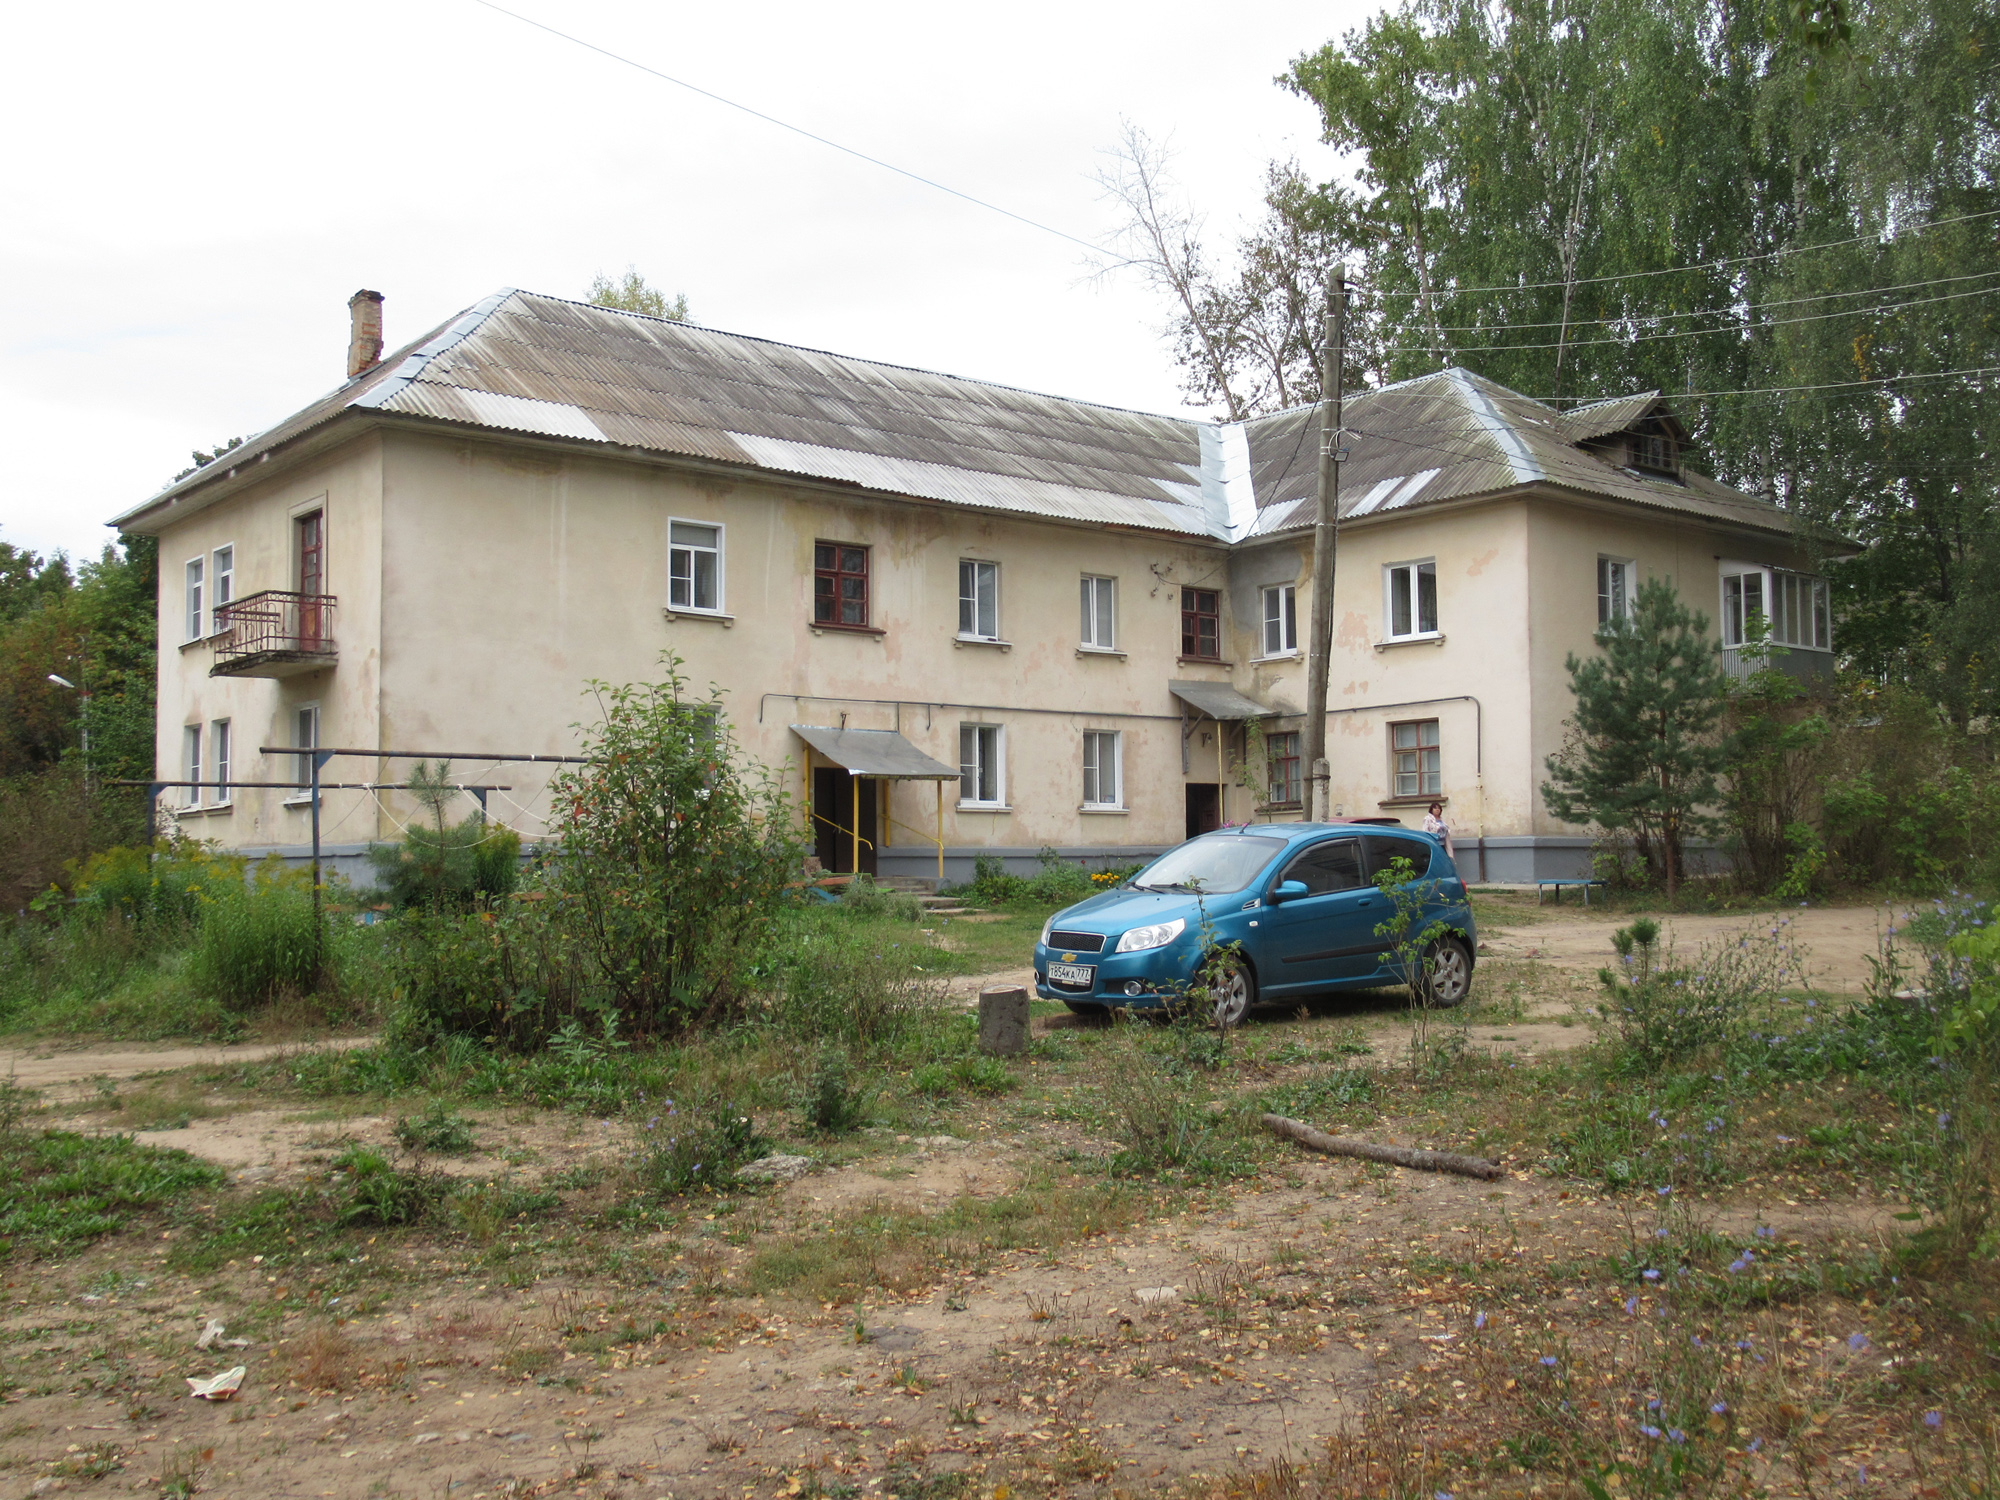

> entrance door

[
  {"left": 1184, "top": 783, "right": 1221, "bottom": 840},
  {"left": 812, "top": 768, "right": 879, "bottom": 875},
  {"left": 296, "top": 511, "right": 325, "bottom": 649}
]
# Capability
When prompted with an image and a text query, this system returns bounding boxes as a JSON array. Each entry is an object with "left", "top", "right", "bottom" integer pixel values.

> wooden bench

[{"left": 1536, "top": 878, "right": 1605, "bottom": 907}]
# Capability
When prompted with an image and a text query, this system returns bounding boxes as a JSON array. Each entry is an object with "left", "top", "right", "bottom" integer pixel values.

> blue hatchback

[{"left": 1033, "top": 823, "right": 1477, "bottom": 1026}]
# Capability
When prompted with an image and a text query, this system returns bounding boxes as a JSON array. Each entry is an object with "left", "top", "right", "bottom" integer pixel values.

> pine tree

[{"left": 1542, "top": 576, "right": 1731, "bottom": 896}]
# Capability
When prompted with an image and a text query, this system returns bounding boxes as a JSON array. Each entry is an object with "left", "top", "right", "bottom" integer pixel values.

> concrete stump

[{"left": 978, "top": 986, "right": 1030, "bottom": 1055}]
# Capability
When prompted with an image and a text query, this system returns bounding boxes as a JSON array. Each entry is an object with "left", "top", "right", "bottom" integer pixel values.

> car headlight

[
  {"left": 1039, "top": 915, "right": 1056, "bottom": 947},
  {"left": 1115, "top": 918, "right": 1185, "bottom": 953}
]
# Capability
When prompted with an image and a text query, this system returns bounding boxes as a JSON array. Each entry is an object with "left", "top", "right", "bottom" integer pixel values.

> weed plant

[
  {"left": 190, "top": 875, "right": 333, "bottom": 1010},
  {"left": 629, "top": 1095, "right": 767, "bottom": 1196},
  {"left": 390, "top": 1098, "right": 479, "bottom": 1154},
  {"left": 797, "top": 1047, "right": 874, "bottom": 1133},
  {"left": 964, "top": 848, "right": 1095, "bottom": 907}
]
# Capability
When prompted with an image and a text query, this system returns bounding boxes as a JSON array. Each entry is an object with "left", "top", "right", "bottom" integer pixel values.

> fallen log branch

[{"left": 1261, "top": 1114, "right": 1505, "bottom": 1181}]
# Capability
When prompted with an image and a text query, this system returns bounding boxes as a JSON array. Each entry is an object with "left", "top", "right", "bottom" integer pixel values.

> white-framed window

[
  {"left": 210, "top": 545, "right": 234, "bottom": 635},
  {"left": 958, "top": 723, "right": 1004, "bottom": 807},
  {"left": 293, "top": 703, "right": 320, "bottom": 796},
  {"left": 1267, "top": 731, "right": 1302, "bottom": 805},
  {"left": 1721, "top": 563, "right": 1830, "bottom": 650},
  {"left": 1597, "top": 557, "right": 1632, "bottom": 625},
  {"left": 184, "top": 557, "right": 204, "bottom": 643},
  {"left": 668, "top": 519, "right": 722, "bottom": 612},
  {"left": 210, "top": 719, "right": 231, "bottom": 805},
  {"left": 1259, "top": 584, "right": 1298, "bottom": 656},
  {"left": 1384, "top": 559, "right": 1438, "bottom": 640},
  {"left": 1082, "top": 730, "right": 1121, "bottom": 809},
  {"left": 182, "top": 723, "right": 202, "bottom": 807},
  {"left": 958, "top": 559, "right": 1000, "bottom": 640},
  {"left": 1391, "top": 719, "right": 1441, "bottom": 798},
  {"left": 1080, "top": 574, "right": 1116, "bottom": 650}
]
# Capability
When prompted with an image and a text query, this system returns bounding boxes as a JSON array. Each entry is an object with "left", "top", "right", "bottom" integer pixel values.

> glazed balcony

[{"left": 209, "top": 590, "right": 338, "bottom": 678}]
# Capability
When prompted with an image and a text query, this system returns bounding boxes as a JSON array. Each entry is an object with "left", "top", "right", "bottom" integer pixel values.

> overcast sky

[{"left": 0, "top": 0, "right": 1364, "bottom": 561}]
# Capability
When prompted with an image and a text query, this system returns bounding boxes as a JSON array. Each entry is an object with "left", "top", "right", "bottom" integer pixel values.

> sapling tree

[{"left": 1542, "top": 577, "right": 1731, "bottom": 897}]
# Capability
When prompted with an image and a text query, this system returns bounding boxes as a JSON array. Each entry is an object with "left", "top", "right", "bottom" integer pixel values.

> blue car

[{"left": 1033, "top": 823, "right": 1477, "bottom": 1026}]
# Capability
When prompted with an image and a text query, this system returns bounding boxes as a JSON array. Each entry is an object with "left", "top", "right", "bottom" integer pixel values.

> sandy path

[
  {"left": 1478, "top": 900, "right": 1906, "bottom": 991},
  {"left": 0, "top": 1035, "right": 374, "bottom": 1094}
]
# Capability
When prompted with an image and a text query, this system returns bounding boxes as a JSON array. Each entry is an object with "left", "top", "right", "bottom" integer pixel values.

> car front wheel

[
  {"left": 1207, "top": 958, "right": 1257, "bottom": 1029},
  {"left": 1422, "top": 937, "right": 1474, "bottom": 1008}
]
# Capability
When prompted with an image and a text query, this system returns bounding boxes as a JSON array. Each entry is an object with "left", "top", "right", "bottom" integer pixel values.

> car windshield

[{"left": 1131, "top": 834, "right": 1288, "bottom": 896}]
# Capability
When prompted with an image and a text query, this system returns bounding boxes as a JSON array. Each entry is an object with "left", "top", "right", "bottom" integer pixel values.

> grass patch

[
  {"left": 0, "top": 1127, "right": 223, "bottom": 1257},
  {"left": 742, "top": 1178, "right": 1147, "bottom": 1304}
]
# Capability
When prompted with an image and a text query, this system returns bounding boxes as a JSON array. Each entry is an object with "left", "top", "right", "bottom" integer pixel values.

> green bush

[
  {"left": 966, "top": 848, "right": 1092, "bottom": 907},
  {"left": 189, "top": 879, "right": 333, "bottom": 1011},
  {"left": 69, "top": 840, "right": 243, "bottom": 929},
  {"left": 331, "top": 1145, "right": 446, "bottom": 1227},
  {"left": 838, "top": 874, "right": 923, "bottom": 922},
  {"left": 911, "top": 1053, "right": 1015, "bottom": 1098},
  {"left": 391, "top": 1099, "right": 479, "bottom": 1154},
  {"left": 764, "top": 916, "right": 947, "bottom": 1050}
]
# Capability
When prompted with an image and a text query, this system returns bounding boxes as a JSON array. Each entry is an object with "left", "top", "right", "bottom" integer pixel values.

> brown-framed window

[
  {"left": 814, "top": 542, "right": 870, "bottom": 627},
  {"left": 1181, "top": 587, "right": 1220, "bottom": 659},
  {"left": 1266, "top": 731, "right": 1301, "bottom": 805},
  {"left": 1391, "top": 719, "right": 1441, "bottom": 798}
]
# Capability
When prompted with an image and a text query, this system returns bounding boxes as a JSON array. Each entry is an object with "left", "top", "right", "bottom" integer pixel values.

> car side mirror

[{"left": 1271, "top": 880, "right": 1309, "bottom": 902}]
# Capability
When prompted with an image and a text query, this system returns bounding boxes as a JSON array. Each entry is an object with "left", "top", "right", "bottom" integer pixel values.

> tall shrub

[
  {"left": 1542, "top": 577, "right": 1731, "bottom": 896},
  {"left": 545, "top": 654, "right": 801, "bottom": 1034}
]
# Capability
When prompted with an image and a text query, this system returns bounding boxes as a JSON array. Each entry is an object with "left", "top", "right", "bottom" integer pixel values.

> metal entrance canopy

[
  {"left": 790, "top": 726, "right": 958, "bottom": 879},
  {"left": 1168, "top": 681, "right": 1289, "bottom": 721},
  {"left": 789, "top": 726, "right": 959, "bottom": 779}
]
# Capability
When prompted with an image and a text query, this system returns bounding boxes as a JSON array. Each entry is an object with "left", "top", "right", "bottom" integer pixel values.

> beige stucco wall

[
  {"left": 151, "top": 433, "right": 384, "bottom": 850},
  {"left": 144, "top": 422, "right": 1828, "bottom": 874}
]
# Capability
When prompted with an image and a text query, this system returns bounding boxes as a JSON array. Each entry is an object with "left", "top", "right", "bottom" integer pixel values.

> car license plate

[{"left": 1048, "top": 962, "right": 1094, "bottom": 987}]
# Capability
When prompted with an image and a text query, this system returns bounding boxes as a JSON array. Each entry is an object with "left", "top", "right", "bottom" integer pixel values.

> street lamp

[{"left": 46, "top": 673, "right": 90, "bottom": 786}]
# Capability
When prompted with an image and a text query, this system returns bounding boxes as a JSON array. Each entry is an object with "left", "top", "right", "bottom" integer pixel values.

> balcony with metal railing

[{"left": 209, "top": 590, "right": 338, "bottom": 678}]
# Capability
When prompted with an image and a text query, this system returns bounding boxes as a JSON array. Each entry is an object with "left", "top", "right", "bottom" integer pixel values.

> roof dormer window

[{"left": 1632, "top": 427, "right": 1678, "bottom": 476}]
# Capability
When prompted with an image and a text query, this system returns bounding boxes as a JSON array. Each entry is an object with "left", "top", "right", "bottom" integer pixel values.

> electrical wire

[
  {"left": 1354, "top": 207, "right": 2000, "bottom": 299},
  {"left": 1440, "top": 281, "right": 2000, "bottom": 354},
  {"left": 468, "top": 0, "right": 1104, "bottom": 255},
  {"left": 1428, "top": 266, "right": 2000, "bottom": 335}
]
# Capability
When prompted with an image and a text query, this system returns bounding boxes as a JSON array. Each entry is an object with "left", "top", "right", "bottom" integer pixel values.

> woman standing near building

[{"left": 1423, "top": 801, "right": 1455, "bottom": 860}]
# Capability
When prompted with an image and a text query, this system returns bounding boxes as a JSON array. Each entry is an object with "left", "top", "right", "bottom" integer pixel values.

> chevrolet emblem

[{"left": 1062, "top": 952, "right": 1077, "bottom": 963}]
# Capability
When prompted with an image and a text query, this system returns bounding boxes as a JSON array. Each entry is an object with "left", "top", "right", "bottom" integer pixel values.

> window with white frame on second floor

[
  {"left": 211, "top": 546, "right": 234, "bottom": 635},
  {"left": 1721, "top": 564, "right": 1830, "bottom": 650},
  {"left": 959, "top": 724, "right": 1003, "bottom": 807},
  {"left": 1260, "top": 583, "right": 1298, "bottom": 655},
  {"left": 1385, "top": 560, "right": 1438, "bottom": 639},
  {"left": 959, "top": 559, "right": 999, "bottom": 640},
  {"left": 1082, "top": 730, "right": 1121, "bottom": 808},
  {"left": 1080, "top": 574, "right": 1116, "bottom": 650},
  {"left": 182, "top": 724, "right": 201, "bottom": 806},
  {"left": 669, "top": 520, "right": 722, "bottom": 611},
  {"left": 184, "top": 557, "right": 204, "bottom": 643},
  {"left": 1391, "top": 719, "right": 1441, "bottom": 797},
  {"left": 210, "top": 719, "right": 231, "bottom": 805},
  {"left": 1598, "top": 557, "right": 1632, "bottom": 625}
]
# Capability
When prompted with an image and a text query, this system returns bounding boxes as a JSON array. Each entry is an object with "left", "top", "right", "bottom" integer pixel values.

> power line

[
  {"left": 1360, "top": 207, "right": 2000, "bottom": 299},
  {"left": 1442, "top": 280, "right": 2000, "bottom": 354},
  {"left": 468, "top": 0, "right": 1105, "bottom": 256},
  {"left": 1430, "top": 266, "right": 2000, "bottom": 335}
]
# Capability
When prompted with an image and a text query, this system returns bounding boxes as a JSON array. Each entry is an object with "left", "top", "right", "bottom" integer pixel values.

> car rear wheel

[
  {"left": 1208, "top": 958, "right": 1257, "bottom": 1029},
  {"left": 1422, "top": 937, "right": 1474, "bottom": 1008}
]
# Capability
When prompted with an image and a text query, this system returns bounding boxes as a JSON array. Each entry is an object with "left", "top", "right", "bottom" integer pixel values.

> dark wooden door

[
  {"left": 1184, "top": 783, "right": 1220, "bottom": 840},
  {"left": 812, "top": 768, "right": 879, "bottom": 875},
  {"left": 296, "top": 511, "right": 326, "bottom": 649}
]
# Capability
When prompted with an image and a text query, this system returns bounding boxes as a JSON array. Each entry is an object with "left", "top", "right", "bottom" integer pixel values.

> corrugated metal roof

[
  {"left": 1169, "top": 681, "right": 1290, "bottom": 721},
  {"left": 790, "top": 726, "right": 959, "bottom": 779},
  {"left": 113, "top": 289, "right": 1828, "bottom": 548}
]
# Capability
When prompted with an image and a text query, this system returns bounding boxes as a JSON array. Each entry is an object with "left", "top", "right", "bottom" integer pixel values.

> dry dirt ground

[{"left": 0, "top": 900, "right": 1967, "bottom": 1500}]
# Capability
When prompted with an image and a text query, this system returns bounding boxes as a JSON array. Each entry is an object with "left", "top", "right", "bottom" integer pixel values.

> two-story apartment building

[{"left": 112, "top": 289, "right": 1845, "bottom": 884}]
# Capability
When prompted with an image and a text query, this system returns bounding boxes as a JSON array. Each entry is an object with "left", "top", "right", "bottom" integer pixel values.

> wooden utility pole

[{"left": 1303, "top": 268, "right": 1346, "bottom": 820}]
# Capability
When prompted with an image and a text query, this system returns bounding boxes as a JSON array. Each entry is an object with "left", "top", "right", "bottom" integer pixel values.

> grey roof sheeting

[
  {"left": 1169, "top": 681, "right": 1291, "bottom": 721},
  {"left": 115, "top": 289, "right": 1829, "bottom": 548},
  {"left": 790, "top": 726, "right": 959, "bottom": 780}
]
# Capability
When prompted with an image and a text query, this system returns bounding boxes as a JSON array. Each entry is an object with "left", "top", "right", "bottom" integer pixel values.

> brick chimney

[{"left": 346, "top": 289, "right": 385, "bottom": 378}]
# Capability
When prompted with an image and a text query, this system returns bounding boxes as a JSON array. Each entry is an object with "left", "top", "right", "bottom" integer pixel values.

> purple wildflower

[
  {"left": 1711, "top": 1402, "right": 1728, "bottom": 1415},
  {"left": 1540, "top": 1355, "right": 1558, "bottom": 1367},
  {"left": 1640, "top": 1425, "right": 1663, "bottom": 1440},
  {"left": 1924, "top": 1410, "right": 1943, "bottom": 1430},
  {"left": 1624, "top": 1297, "right": 1639, "bottom": 1314},
  {"left": 1848, "top": 1333, "right": 1870, "bottom": 1351},
  {"left": 1474, "top": 1311, "right": 1487, "bottom": 1329},
  {"left": 1643, "top": 1269, "right": 1661, "bottom": 1280}
]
